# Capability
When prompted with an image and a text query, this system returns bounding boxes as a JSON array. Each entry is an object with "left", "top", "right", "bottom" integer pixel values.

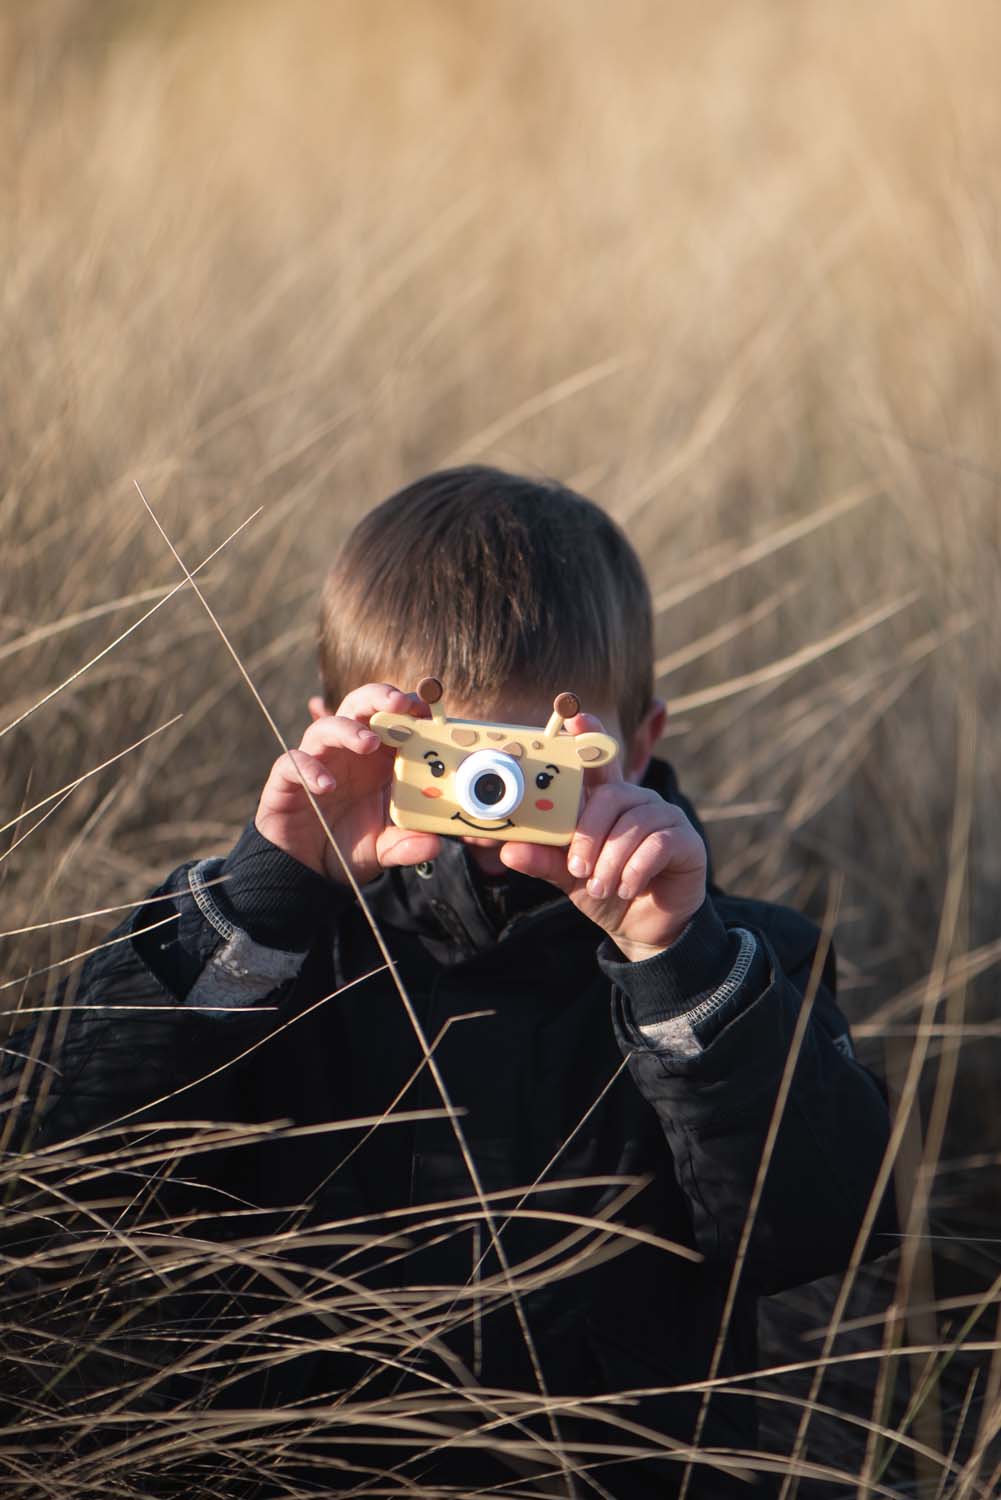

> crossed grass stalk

[{"left": 2, "top": 491, "right": 996, "bottom": 1497}]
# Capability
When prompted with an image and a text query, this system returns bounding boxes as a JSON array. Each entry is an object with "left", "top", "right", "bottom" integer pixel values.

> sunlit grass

[{"left": 3, "top": 0, "right": 1001, "bottom": 1492}]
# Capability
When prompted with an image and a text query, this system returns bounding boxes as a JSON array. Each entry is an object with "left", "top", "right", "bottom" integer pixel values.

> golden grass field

[{"left": 3, "top": 1, "right": 1001, "bottom": 1494}]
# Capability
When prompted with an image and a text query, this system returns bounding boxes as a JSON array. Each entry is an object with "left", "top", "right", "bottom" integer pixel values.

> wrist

[
  {"left": 598, "top": 896, "right": 740, "bottom": 1022},
  {"left": 612, "top": 934, "right": 675, "bottom": 964},
  {"left": 219, "top": 819, "right": 338, "bottom": 949},
  {"left": 609, "top": 907, "right": 702, "bottom": 964},
  {"left": 253, "top": 813, "right": 325, "bottom": 879}
]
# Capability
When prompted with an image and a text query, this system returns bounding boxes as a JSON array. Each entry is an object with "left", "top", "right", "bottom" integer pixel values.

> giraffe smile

[{"left": 451, "top": 811, "right": 516, "bottom": 831}]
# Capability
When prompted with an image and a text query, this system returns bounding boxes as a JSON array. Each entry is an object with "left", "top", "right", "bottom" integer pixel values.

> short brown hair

[{"left": 317, "top": 466, "right": 654, "bottom": 744}]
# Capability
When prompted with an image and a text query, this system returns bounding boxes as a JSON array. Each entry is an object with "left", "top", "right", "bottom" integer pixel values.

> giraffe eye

[
  {"left": 428, "top": 758, "right": 446, "bottom": 778},
  {"left": 535, "top": 771, "right": 554, "bottom": 790}
]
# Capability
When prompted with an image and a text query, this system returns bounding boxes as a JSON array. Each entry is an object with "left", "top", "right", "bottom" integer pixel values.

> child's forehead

[{"left": 449, "top": 691, "right": 619, "bottom": 730}]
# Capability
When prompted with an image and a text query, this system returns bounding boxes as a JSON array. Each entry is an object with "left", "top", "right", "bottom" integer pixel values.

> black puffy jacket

[{"left": 2, "top": 758, "right": 895, "bottom": 1499}]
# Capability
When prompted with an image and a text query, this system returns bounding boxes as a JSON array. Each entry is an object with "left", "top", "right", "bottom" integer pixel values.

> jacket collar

[{"left": 358, "top": 756, "right": 710, "bottom": 968}]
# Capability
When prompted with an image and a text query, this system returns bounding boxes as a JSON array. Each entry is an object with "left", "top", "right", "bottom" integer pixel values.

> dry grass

[{"left": 3, "top": 0, "right": 1001, "bottom": 1493}]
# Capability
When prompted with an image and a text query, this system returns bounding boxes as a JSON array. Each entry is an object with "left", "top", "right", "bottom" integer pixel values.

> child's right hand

[{"left": 253, "top": 683, "right": 443, "bottom": 887}]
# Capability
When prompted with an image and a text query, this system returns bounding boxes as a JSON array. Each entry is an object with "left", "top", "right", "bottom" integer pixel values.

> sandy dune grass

[{"left": 3, "top": 2, "right": 1001, "bottom": 1493}]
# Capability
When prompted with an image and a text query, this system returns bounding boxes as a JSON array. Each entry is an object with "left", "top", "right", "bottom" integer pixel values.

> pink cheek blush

[
  {"left": 535, "top": 798, "right": 554, "bottom": 811},
  {"left": 422, "top": 787, "right": 443, "bottom": 798}
]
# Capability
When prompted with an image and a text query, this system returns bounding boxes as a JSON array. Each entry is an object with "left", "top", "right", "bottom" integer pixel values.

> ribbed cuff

[
  {"left": 597, "top": 897, "right": 734, "bottom": 1020},
  {"left": 214, "top": 820, "right": 347, "bottom": 951}
]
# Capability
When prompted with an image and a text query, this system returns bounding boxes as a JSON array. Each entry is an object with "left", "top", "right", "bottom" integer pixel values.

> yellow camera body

[{"left": 368, "top": 679, "right": 619, "bottom": 848}]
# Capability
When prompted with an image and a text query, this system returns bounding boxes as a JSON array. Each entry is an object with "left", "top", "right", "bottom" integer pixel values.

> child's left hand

[{"left": 498, "top": 712, "right": 708, "bottom": 961}]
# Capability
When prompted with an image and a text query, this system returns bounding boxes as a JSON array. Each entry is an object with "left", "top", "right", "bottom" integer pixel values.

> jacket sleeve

[
  {"left": 0, "top": 824, "right": 351, "bottom": 1436},
  {"left": 597, "top": 895, "right": 897, "bottom": 1295},
  {"left": 2, "top": 822, "right": 349, "bottom": 1153}
]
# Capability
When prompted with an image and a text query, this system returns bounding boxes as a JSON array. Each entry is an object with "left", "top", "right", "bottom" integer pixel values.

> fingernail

[
  {"left": 587, "top": 877, "right": 605, "bottom": 899},
  {"left": 568, "top": 855, "right": 587, "bottom": 878},
  {"left": 317, "top": 772, "right": 334, "bottom": 790},
  {"left": 616, "top": 882, "right": 632, "bottom": 901},
  {"left": 359, "top": 730, "right": 378, "bottom": 746}
]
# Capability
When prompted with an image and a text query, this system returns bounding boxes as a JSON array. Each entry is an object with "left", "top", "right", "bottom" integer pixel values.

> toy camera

[{"left": 368, "top": 678, "right": 619, "bottom": 848}]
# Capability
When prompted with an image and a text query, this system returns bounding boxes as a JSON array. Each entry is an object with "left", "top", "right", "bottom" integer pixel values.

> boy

[{"left": 5, "top": 466, "right": 894, "bottom": 1498}]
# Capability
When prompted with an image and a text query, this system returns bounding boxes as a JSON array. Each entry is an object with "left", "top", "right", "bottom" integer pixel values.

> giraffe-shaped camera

[{"left": 368, "top": 678, "right": 619, "bottom": 847}]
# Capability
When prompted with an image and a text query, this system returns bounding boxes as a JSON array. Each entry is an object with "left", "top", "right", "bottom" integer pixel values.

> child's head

[{"left": 317, "top": 465, "right": 660, "bottom": 762}]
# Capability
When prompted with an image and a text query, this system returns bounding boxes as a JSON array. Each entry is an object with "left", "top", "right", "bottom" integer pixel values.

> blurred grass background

[{"left": 3, "top": 0, "right": 1001, "bottom": 1491}]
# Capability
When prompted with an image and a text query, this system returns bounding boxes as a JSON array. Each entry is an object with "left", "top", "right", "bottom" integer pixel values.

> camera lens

[
  {"left": 454, "top": 749, "right": 525, "bottom": 821},
  {"left": 473, "top": 772, "right": 505, "bottom": 806}
]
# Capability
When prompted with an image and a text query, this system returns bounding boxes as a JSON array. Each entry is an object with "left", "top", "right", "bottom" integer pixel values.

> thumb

[
  {"left": 499, "top": 839, "right": 577, "bottom": 893},
  {"left": 377, "top": 826, "right": 443, "bottom": 869}
]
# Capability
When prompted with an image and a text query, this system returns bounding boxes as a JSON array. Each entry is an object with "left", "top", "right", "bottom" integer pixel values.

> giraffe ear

[
  {"left": 572, "top": 732, "right": 618, "bottom": 767},
  {"left": 368, "top": 711, "right": 417, "bottom": 747}
]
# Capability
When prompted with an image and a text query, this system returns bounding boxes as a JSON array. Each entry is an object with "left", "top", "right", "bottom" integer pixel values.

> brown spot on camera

[
  {"left": 417, "top": 676, "right": 444, "bottom": 704},
  {"left": 531, "top": 739, "right": 544, "bottom": 750},
  {"left": 388, "top": 726, "right": 413, "bottom": 742},
  {"left": 554, "top": 691, "right": 580, "bottom": 720},
  {"left": 501, "top": 741, "right": 523, "bottom": 758},
  {"left": 451, "top": 728, "right": 479, "bottom": 747},
  {"left": 487, "top": 731, "right": 504, "bottom": 741},
  {"left": 578, "top": 745, "right": 604, "bottom": 763}
]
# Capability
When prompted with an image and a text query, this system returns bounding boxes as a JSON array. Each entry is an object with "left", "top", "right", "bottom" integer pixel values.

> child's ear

[
  {"left": 625, "top": 697, "right": 668, "bottom": 782},
  {"left": 308, "top": 695, "right": 328, "bottom": 722}
]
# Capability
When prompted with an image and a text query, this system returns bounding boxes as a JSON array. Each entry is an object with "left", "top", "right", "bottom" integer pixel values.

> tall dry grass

[{"left": 3, "top": 0, "right": 1001, "bottom": 1493}]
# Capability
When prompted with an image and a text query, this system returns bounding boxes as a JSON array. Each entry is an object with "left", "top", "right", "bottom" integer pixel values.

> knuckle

[
  {"left": 270, "top": 752, "right": 306, "bottom": 791},
  {"left": 603, "top": 813, "right": 637, "bottom": 848},
  {"left": 646, "top": 827, "right": 674, "bottom": 857},
  {"left": 315, "top": 714, "right": 348, "bottom": 743},
  {"left": 588, "top": 786, "right": 618, "bottom": 822}
]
